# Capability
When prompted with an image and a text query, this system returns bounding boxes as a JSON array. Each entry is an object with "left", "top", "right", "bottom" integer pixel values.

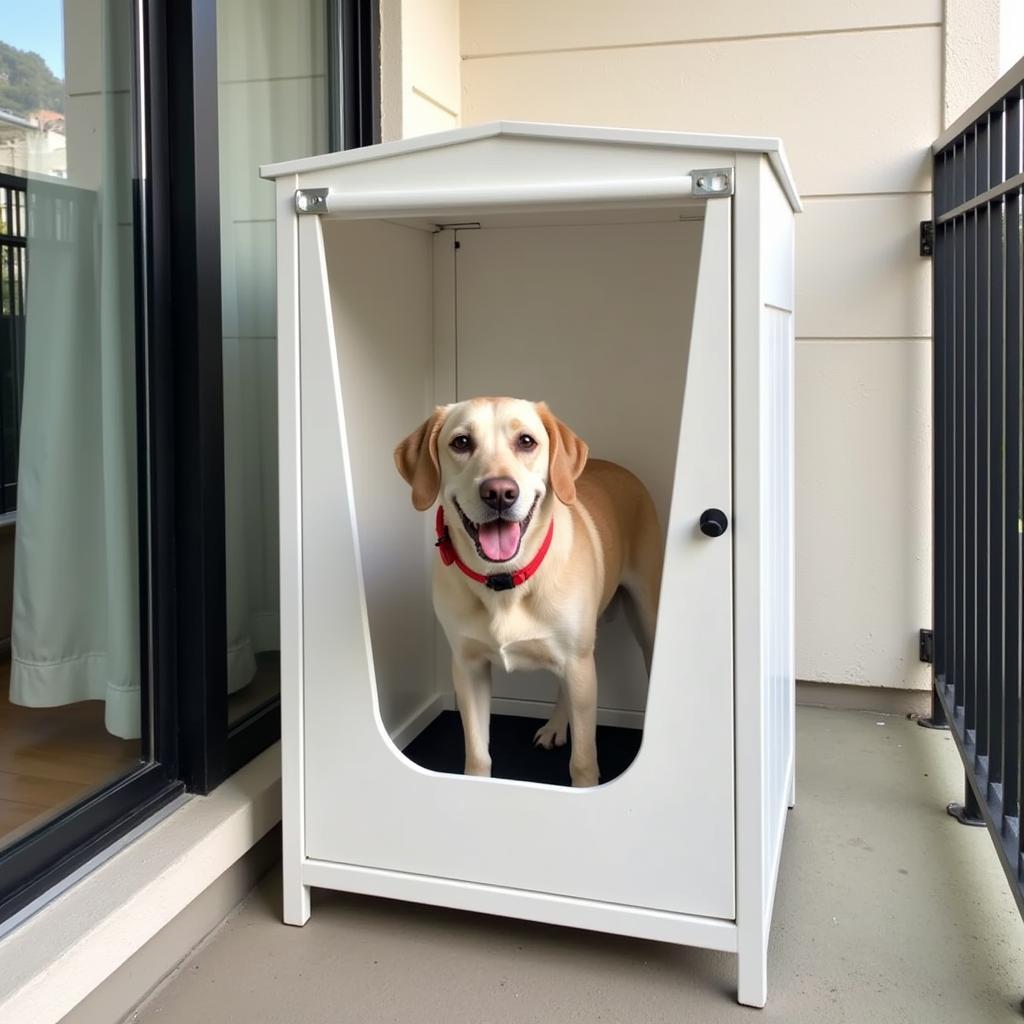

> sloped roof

[{"left": 260, "top": 121, "right": 801, "bottom": 212}]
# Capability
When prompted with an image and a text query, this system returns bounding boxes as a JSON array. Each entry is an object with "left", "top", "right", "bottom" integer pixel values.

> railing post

[
  {"left": 947, "top": 779, "right": 986, "bottom": 827},
  {"left": 918, "top": 684, "right": 949, "bottom": 729}
]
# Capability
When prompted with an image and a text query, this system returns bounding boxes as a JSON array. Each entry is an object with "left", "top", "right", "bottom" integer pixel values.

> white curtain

[
  {"left": 10, "top": 0, "right": 140, "bottom": 738},
  {"left": 10, "top": 0, "right": 315, "bottom": 734},
  {"left": 218, "top": 0, "right": 327, "bottom": 692},
  {"left": 222, "top": 329, "right": 280, "bottom": 694}
]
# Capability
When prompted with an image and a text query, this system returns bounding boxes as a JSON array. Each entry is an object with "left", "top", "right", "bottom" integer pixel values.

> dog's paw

[{"left": 534, "top": 719, "right": 568, "bottom": 750}]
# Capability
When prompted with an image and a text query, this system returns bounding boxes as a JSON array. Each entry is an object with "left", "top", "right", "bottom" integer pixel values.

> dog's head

[{"left": 394, "top": 398, "right": 588, "bottom": 565}]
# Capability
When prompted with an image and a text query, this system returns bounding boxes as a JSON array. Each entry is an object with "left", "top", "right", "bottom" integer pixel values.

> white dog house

[{"left": 261, "top": 123, "right": 799, "bottom": 1008}]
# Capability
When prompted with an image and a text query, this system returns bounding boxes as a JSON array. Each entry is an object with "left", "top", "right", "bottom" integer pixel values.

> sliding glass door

[
  {"left": 0, "top": 0, "right": 378, "bottom": 928},
  {"left": 0, "top": 0, "right": 148, "bottom": 857}
]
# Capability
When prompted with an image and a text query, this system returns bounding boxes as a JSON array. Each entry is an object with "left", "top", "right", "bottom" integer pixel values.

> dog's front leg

[
  {"left": 452, "top": 655, "right": 492, "bottom": 777},
  {"left": 533, "top": 683, "right": 569, "bottom": 750},
  {"left": 565, "top": 652, "right": 600, "bottom": 787}
]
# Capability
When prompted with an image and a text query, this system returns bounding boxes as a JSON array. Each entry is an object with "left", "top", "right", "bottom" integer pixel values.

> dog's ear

[
  {"left": 537, "top": 403, "right": 589, "bottom": 505},
  {"left": 394, "top": 407, "right": 449, "bottom": 511}
]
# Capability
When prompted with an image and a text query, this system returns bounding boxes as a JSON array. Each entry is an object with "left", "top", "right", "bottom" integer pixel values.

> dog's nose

[{"left": 480, "top": 476, "right": 519, "bottom": 512}]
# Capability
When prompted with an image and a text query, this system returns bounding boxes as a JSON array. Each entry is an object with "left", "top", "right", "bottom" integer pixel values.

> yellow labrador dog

[{"left": 395, "top": 398, "right": 661, "bottom": 787}]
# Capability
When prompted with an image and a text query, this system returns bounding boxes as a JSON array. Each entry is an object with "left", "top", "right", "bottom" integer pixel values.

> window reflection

[{"left": 0, "top": 0, "right": 142, "bottom": 850}]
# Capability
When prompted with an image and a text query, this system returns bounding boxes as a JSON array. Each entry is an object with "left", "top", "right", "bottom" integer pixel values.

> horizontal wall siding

[
  {"left": 460, "top": 1, "right": 942, "bottom": 690},
  {"left": 462, "top": 27, "right": 941, "bottom": 196},
  {"left": 795, "top": 339, "right": 931, "bottom": 689},
  {"left": 462, "top": 1, "right": 941, "bottom": 55},
  {"left": 796, "top": 195, "right": 932, "bottom": 339}
]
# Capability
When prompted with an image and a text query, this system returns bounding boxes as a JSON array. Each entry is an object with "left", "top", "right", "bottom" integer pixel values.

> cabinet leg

[
  {"left": 737, "top": 936, "right": 768, "bottom": 1008},
  {"left": 284, "top": 875, "right": 311, "bottom": 926}
]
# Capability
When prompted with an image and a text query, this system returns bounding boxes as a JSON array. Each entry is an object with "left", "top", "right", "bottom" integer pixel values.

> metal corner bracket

[
  {"left": 295, "top": 188, "right": 330, "bottom": 214},
  {"left": 690, "top": 168, "right": 734, "bottom": 198}
]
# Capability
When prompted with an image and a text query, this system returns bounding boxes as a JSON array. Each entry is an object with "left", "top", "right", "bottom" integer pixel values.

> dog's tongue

[{"left": 478, "top": 519, "right": 521, "bottom": 561}]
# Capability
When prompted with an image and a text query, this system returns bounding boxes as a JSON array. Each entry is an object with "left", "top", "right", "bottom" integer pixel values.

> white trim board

[{"left": 301, "top": 858, "right": 738, "bottom": 952}]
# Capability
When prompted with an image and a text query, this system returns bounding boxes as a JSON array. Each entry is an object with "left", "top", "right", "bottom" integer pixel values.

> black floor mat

[{"left": 402, "top": 710, "right": 642, "bottom": 787}]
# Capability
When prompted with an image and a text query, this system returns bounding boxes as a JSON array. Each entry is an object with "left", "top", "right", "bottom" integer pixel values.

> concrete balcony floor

[{"left": 130, "top": 707, "right": 1024, "bottom": 1023}]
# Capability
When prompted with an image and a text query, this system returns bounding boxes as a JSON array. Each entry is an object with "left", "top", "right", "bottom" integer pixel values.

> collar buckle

[
  {"left": 434, "top": 527, "right": 456, "bottom": 566},
  {"left": 485, "top": 572, "right": 516, "bottom": 592}
]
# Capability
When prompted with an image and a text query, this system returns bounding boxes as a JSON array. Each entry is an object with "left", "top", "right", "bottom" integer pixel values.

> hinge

[
  {"left": 295, "top": 188, "right": 329, "bottom": 214},
  {"left": 690, "top": 168, "right": 734, "bottom": 198},
  {"left": 919, "top": 628, "right": 934, "bottom": 663},
  {"left": 919, "top": 220, "right": 934, "bottom": 257}
]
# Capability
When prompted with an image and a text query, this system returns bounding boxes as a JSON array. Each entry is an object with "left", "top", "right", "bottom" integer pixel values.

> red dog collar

[{"left": 435, "top": 506, "right": 554, "bottom": 592}]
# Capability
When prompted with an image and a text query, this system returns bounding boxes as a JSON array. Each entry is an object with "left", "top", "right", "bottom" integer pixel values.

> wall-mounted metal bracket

[
  {"left": 920, "top": 220, "right": 934, "bottom": 257},
  {"left": 295, "top": 188, "right": 330, "bottom": 214},
  {"left": 690, "top": 168, "right": 734, "bottom": 198},
  {"left": 433, "top": 222, "right": 481, "bottom": 232},
  {"left": 919, "top": 627, "right": 934, "bottom": 663}
]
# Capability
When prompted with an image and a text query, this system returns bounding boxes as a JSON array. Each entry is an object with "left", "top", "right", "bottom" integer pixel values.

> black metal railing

[
  {"left": 931, "top": 60, "right": 1024, "bottom": 917},
  {"left": 0, "top": 171, "right": 26, "bottom": 516}
]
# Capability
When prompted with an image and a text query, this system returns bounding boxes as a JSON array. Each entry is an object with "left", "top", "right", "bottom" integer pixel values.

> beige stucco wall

[
  {"left": 943, "top": 0, "right": 1001, "bottom": 124},
  {"left": 382, "top": 1, "right": 1010, "bottom": 691},
  {"left": 381, "top": 0, "right": 461, "bottom": 139}
]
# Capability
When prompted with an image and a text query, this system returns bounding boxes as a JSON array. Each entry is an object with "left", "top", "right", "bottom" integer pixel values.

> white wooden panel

[
  {"left": 796, "top": 195, "right": 931, "bottom": 339},
  {"left": 301, "top": 204, "right": 736, "bottom": 920},
  {"left": 761, "top": 178, "right": 796, "bottom": 314},
  {"left": 277, "top": 175, "right": 309, "bottom": 925},
  {"left": 303, "top": 858, "right": 739, "bottom": 951},
  {"left": 762, "top": 305, "right": 794, "bottom": 896},
  {"left": 454, "top": 219, "right": 703, "bottom": 711},
  {"left": 796, "top": 338, "right": 932, "bottom": 690},
  {"left": 432, "top": 231, "right": 458, "bottom": 698},
  {"left": 317, "top": 175, "right": 704, "bottom": 218},
  {"left": 733, "top": 155, "right": 772, "bottom": 1008},
  {"left": 286, "top": 138, "right": 737, "bottom": 204},
  {"left": 264, "top": 127, "right": 798, "bottom": 209},
  {"left": 461, "top": 27, "right": 941, "bottom": 195},
  {"left": 461, "top": 0, "right": 941, "bottom": 56},
  {"left": 432, "top": 231, "right": 458, "bottom": 405},
  {"left": 321, "top": 219, "right": 438, "bottom": 734}
]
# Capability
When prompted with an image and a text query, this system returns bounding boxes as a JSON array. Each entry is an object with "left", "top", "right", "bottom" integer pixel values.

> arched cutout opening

[{"left": 322, "top": 203, "right": 705, "bottom": 787}]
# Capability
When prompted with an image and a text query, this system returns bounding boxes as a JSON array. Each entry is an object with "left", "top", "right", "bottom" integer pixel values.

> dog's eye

[
  {"left": 517, "top": 434, "right": 537, "bottom": 451},
  {"left": 449, "top": 435, "right": 473, "bottom": 453}
]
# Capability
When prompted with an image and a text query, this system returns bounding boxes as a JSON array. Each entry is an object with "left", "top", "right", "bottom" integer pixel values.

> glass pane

[
  {"left": 0, "top": 0, "right": 143, "bottom": 849},
  {"left": 217, "top": 0, "right": 330, "bottom": 725}
]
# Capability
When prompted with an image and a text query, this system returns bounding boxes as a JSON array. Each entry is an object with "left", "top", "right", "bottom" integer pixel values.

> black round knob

[{"left": 699, "top": 508, "right": 729, "bottom": 538}]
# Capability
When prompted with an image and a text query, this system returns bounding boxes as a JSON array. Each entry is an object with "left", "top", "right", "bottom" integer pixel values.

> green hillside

[{"left": 0, "top": 39, "right": 63, "bottom": 117}]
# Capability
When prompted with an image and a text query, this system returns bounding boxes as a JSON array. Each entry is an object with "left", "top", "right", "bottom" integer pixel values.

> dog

[{"left": 394, "top": 398, "right": 662, "bottom": 787}]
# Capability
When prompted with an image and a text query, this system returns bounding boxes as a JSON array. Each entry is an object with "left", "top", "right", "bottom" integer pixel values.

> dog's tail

[{"left": 622, "top": 490, "right": 662, "bottom": 676}]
